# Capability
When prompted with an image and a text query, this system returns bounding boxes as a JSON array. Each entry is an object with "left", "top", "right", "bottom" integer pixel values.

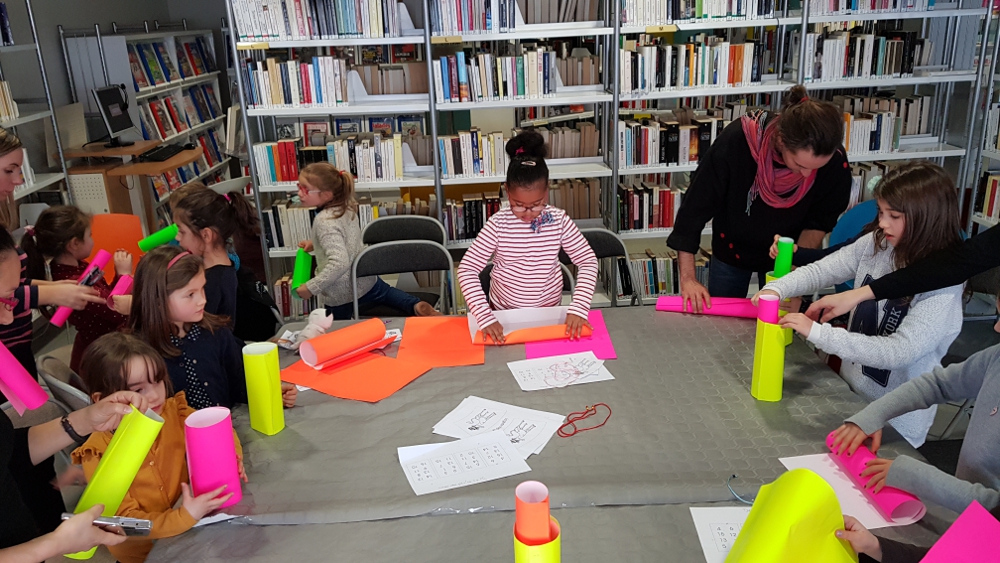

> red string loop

[{"left": 557, "top": 403, "right": 611, "bottom": 438}]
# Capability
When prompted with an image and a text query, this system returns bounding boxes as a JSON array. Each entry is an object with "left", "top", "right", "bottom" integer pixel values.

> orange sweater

[{"left": 72, "top": 392, "right": 243, "bottom": 563}]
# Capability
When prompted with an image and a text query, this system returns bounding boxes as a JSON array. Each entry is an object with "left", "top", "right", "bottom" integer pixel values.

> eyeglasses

[
  {"left": 297, "top": 183, "right": 321, "bottom": 196},
  {"left": 509, "top": 202, "right": 547, "bottom": 213},
  {"left": 0, "top": 295, "right": 18, "bottom": 312}
]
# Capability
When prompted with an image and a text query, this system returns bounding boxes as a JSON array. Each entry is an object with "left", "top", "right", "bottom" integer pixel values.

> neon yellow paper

[
  {"left": 725, "top": 468, "right": 858, "bottom": 563},
  {"left": 751, "top": 319, "right": 785, "bottom": 402},
  {"left": 514, "top": 517, "right": 561, "bottom": 563},
  {"left": 766, "top": 273, "right": 793, "bottom": 346},
  {"left": 66, "top": 406, "right": 164, "bottom": 560},
  {"left": 243, "top": 342, "right": 285, "bottom": 436}
]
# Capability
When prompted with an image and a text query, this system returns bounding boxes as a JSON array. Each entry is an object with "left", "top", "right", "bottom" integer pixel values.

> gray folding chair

[
  {"left": 37, "top": 364, "right": 92, "bottom": 413},
  {"left": 361, "top": 215, "right": 447, "bottom": 245},
  {"left": 351, "top": 240, "right": 456, "bottom": 319},
  {"left": 560, "top": 227, "right": 639, "bottom": 306},
  {"left": 479, "top": 263, "right": 575, "bottom": 298}
]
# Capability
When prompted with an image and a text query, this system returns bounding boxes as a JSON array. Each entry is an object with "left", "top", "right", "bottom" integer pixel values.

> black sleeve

[
  {"left": 875, "top": 536, "right": 930, "bottom": 563},
  {"left": 869, "top": 225, "right": 1000, "bottom": 300},
  {"left": 792, "top": 232, "right": 864, "bottom": 266},
  {"left": 204, "top": 269, "right": 224, "bottom": 317},
  {"left": 221, "top": 329, "right": 248, "bottom": 406},
  {"left": 801, "top": 154, "right": 852, "bottom": 233},
  {"left": 666, "top": 124, "right": 735, "bottom": 255}
]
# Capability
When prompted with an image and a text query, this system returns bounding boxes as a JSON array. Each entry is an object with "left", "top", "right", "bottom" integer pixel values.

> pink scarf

[{"left": 741, "top": 112, "right": 817, "bottom": 215}]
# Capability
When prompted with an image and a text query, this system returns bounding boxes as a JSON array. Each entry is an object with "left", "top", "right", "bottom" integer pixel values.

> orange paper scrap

[
  {"left": 469, "top": 306, "right": 593, "bottom": 345},
  {"left": 396, "top": 317, "right": 485, "bottom": 368},
  {"left": 300, "top": 318, "right": 393, "bottom": 370},
  {"left": 281, "top": 355, "right": 431, "bottom": 403},
  {"left": 476, "top": 324, "right": 593, "bottom": 345},
  {"left": 515, "top": 481, "right": 552, "bottom": 546}
]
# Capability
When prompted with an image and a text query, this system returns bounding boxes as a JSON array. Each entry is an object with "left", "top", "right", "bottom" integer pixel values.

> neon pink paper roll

[
  {"left": 0, "top": 342, "right": 47, "bottom": 414},
  {"left": 51, "top": 249, "right": 112, "bottom": 327},
  {"left": 825, "top": 431, "right": 926, "bottom": 524},
  {"left": 757, "top": 295, "right": 780, "bottom": 324},
  {"left": 655, "top": 296, "right": 758, "bottom": 319},
  {"left": 107, "top": 275, "right": 132, "bottom": 310},
  {"left": 185, "top": 407, "right": 242, "bottom": 509}
]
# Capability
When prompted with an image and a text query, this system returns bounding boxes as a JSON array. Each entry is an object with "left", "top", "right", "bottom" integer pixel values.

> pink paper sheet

[
  {"left": 0, "top": 342, "right": 47, "bottom": 414},
  {"left": 921, "top": 501, "right": 1000, "bottom": 563},
  {"left": 825, "top": 431, "right": 926, "bottom": 523},
  {"left": 524, "top": 310, "right": 617, "bottom": 360},
  {"left": 185, "top": 407, "right": 242, "bottom": 509},
  {"left": 655, "top": 296, "right": 758, "bottom": 319}
]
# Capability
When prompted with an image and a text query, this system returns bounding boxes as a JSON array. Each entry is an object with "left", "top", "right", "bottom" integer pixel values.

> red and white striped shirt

[{"left": 457, "top": 206, "right": 598, "bottom": 329}]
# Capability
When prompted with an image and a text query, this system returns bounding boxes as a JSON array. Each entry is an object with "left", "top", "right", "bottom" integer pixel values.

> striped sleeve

[
  {"left": 456, "top": 214, "right": 500, "bottom": 329},
  {"left": 560, "top": 215, "right": 598, "bottom": 319}
]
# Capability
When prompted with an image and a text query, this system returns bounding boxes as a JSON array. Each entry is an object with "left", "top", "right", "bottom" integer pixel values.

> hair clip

[
  {"left": 515, "top": 147, "right": 525, "bottom": 155},
  {"left": 23, "top": 225, "right": 34, "bottom": 237},
  {"left": 519, "top": 160, "right": 537, "bottom": 166},
  {"left": 799, "top": 96, "right": 809, "bottom": 103},
  {"left": 167, "top": 251, "right": 191, "bottom": 270},
  {"left": 223, "top": 193, "right": 232, "bottom": 202}
]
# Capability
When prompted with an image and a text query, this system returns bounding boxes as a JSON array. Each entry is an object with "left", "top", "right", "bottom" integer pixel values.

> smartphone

[{"left": 61, "top": 513, "right": 152, "bottom": 537}]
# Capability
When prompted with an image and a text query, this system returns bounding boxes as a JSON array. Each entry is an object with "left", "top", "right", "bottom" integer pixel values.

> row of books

[
  {"left": 276, "top": 114, "right": 425, "bottom": 142},
  {"left": 443, "top": 192, "right": 504, "bottom": 241},
  {"left": 621, "top": 0, "right": 780, "bottom": 25},
  {"left": 806, "top": 0, "right": 937, "bottom": 16},
  {"left": 126, "top": 39, "right": 215, "bottom": 92},
  {"left": 518, "top": 122, "right": 600, "bottom": 159},
  {"left": 973, "top": 171, "right": 1000, "bottom": 222},
  {"left": 243, "top": 56, "right": 351, "bottom": 108},
  {"left": 136, "top": 85, "right": 223, "bottom": 141},
  {"left": 438, "top": 129, "right": 512, "bottom": 179},
  {"left": 355, "top": 62, "right": 429, "bottom": 95},
  {"left": 434, "top": 49, "right": 563, "bottom": 104},
  {"left": 428, "top": 0, "right": 600, "bottom": 35},
  {"left": 319, "top": 134, "right": 407, "bottom": 183},
  {"left": 622, "top": 249, "right": 711, "bottom": 301},
  {"left": 833, "top": 94, "right": 932, "bottom": 137},
  {"left": 231, "top": 0, "right": 408, "bottom": 41},
  {"left": 262, "top": 200, "right": 317, "bottom": 251},
  {"left": 357, "top": 195, "right": 439, "bottom": 234},
  {"left": 548, "top": 178, "right": 603, "bottom": 220},
  {"left": 791, "top": 29, "right": 933, "bottom": 83},
  {"left": 0, "top": 3, "right": 13, "bottom": 47},
  {"left": 846, "top": 160, "right": 897, "bottom": 209},
  {"left": 981, "top": 101, "right": 1000, "bottom": 155},
  {"left": 617, "top": 181, "right": 686, "bottom": 231},
  {"left": 252, "top": 139, "right": 302, "bottom": 185},
  {"left": 149, "top": 155, "right": 228, "bottom": 202},
  {"left": 0, "top": 80, "right": 17, "bottom": 122},
  {"left": 556, "top": 54, "right": 602, "bottom": 87},
  {"left": 617, "top": 113, "right": 728, "bottom": 169},
  {"left": 273, "top": 274, "right": 319, "bottom": 320},
  {"left": 621, "top": 38, "right": 766, "bottom": 93}
]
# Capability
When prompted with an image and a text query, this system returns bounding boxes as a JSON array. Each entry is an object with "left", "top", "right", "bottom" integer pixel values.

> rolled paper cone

[
  {"left": 513, "top": 517, "right": 561, "bottom": 563},
  {"left": 138, "top": 223, "right": 179, "bottom": 252},
  {"left": 757, "top": 294, "right": 780, "bottom": 324},
  {"left": 0, "top": 343, "right": 47, "bottom": 415},
  {"left": 242, "top": 342, "right": 285, "bottom": 436},
  {"left": 515, "top": 481, "right": 551, "bottom": 545},
  {"left": 291, "top": 248, "right": 313, "bottom": 292},
  {"left": 773, "top": 236, "right": 795, "bottom": 278},
  {"left": 107, "top": 275, "right": 133, "bottom": 310},
  {"left": 51, "top": 249, "right": 113, "bottom": 328},
  {"left": 185, "top": 407, "right": 242, "bottom": 509},
  {"left": 67, "top": 406, "right": 164, "bottom": 560},
  {"left": 751, "top": 319, "right": 785, "bottom": 402},
  {"left": 655, "top": 296, "right": 758, "bottom": 319},
  {"left": 765, "top": 273, "right": 794, "bottom": 346},
  {"left": 300, "top": 318, "right": 389, "bottom": 369},
  {"left": 825, "top": 432, "right": 926, "bottom": 523}
]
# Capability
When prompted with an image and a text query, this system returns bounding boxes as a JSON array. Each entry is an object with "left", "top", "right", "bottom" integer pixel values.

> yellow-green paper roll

[
  {"left": 65, "top": 407, "right": 164, "bottom": 560},
  {"left": 514, "top": 517, "right": 561, "bottom": 563},
  {"left": 243, "top": 342, "right": 285, "bottom": 436},
  {"left": 765, "top": 273, "right": 794, "bottom": 346},
  {"left": 751, "top": 319, "right": 785, "bottom": 402}
]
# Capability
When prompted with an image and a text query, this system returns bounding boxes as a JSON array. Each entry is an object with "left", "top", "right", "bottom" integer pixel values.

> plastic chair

[
  {"left": 559, "top": 227, "right": 639, "bottom": 306},
  {"left": 829, "top": 200, "right": 878, "bottom": 292},
  {"left": 351, "top": 240, "right": 456, "bottom": 319},
  {"left": 88, "top": 213, "right": 145, "bottom": 283},
  {"left": 361, "top": 216, "right": 448, "bottom": 308},
  {"left": 37, "top": 356, "right": 91, "bottom": 412}
]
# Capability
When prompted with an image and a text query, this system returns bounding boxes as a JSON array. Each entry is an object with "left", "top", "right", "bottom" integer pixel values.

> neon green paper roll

[
  {"left": 751, "top": 319, "right": 785, "bottom": 402},
  {"left": 66, "top": 407, "right": 164, "bottom": 560},
  {"left": 514, "top": 517, "right": 561, "bottom": 563},
  {"left": 765, "top": 273, "right": 794, "bottom": 346},
  {"left": 773, "top": 236, "right": 795, "bottom": 278},
  {"left": 242, "top": 342, "right": 285, "bottom": 436},
  {"left": 291, "top": 248, "right": 312, "bottom": 292},
  {"left": 138, "top": 224, "right": 179, "bottom": 252}
]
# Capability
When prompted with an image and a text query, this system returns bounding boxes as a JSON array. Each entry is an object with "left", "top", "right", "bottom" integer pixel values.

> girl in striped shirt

[{"left": 457, "top": 131, "right": 599, "bottom": 344}]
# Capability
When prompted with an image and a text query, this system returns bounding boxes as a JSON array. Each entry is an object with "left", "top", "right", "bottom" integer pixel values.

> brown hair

[
  {"left": 0, "top": 127, "right": 22, "bottom": 158},
  {"left": 173, "top": 184, "right": 260, "bottom": 249},
  {"left": 300, "top": 162, "right": 356, "bottom": 219},
  {"left": 505, "top": 130, "right": 549, "bottom": 191},
  {"left": 870, "top": 161, "right": 962, "bottom": 270},
  {"left": 775, "top": 85, "right": 844, "bottom": 157},
  {"left": 79, "top": 332, "right": 174, "bottom": 400},
  {"left": 21, "top": 205, "right": 90, "bottom": 280},
  {"left": 126, "top": 245, "right": 227, "bottom": 357}
]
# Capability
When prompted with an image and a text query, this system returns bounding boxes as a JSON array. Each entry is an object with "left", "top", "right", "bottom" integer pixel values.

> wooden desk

[
  {"left": 107, "top": 147, "right": 203, "bottom": 177},
  {"left": 64, "top": 140, "right": 161, "bottom": 159}
]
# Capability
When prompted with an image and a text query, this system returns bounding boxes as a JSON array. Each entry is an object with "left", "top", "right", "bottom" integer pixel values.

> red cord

[{"left": 557, "top": 403, "right": 611, "bottom": 438}]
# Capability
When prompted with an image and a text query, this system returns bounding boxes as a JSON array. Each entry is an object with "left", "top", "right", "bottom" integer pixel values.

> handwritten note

[{"left": 506, "top": 351, "right": 614, "bottom": 391}]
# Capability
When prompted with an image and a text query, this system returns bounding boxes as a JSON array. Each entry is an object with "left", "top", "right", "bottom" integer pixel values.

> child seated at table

[
  {"left": 754, "top": 162, "right": 964, "bottom": 447},
  {"left": 456, "top": 130, "right": 599, "bottom": 344},
  {"left": 72, "top": 332, "right": 246, "bottom": 563}
]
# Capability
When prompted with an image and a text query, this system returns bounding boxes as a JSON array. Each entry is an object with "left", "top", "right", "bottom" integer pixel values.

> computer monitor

[{"left": 92, "top": 84, "right": 137, "bottom": 148}]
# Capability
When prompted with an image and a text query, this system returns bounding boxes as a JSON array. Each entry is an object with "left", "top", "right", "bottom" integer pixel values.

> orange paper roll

[
  {"left": 515, "top": 481, "right": 552, "bottom": 545},
  {"left": 476, "top": 325, "right": 593, "bottom": 346},
  {"left": 299, "top": 318, "right": 394, "bottom": 370}
]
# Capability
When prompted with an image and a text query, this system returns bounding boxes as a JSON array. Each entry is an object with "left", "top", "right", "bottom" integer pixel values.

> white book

[{"left": 433, "top": 61, "right": 445, "bottom": 104}]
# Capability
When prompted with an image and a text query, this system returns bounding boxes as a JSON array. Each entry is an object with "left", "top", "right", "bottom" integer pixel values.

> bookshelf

[{"left": 968, "top": 8, "right": 1000, "bottom": 234}]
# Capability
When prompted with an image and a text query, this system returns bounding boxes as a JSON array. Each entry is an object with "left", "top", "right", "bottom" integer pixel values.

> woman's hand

[
  {"left": 806, "top": 286, "right": 874, "bottom": 323},
  {"left": 565, "top": 313, "right": 592, "bottom": 340},
  {"left": 111, "top": 295, "right": 132, "bottom": 315},
  {"left": 295, "top": 285, "right": 313, "bottom": 299},
  {"left": 751, "top": 289, "right": 780, "bottom": 306},
  {"left": 280, "top": 382, "right": 298, "bottom": 408},
  {"left": 298, "top": 240, "right": 314, "bottom": 252},
  {"left": 39, "top": 283, "right": 105, "bottom": 309},
  {"left": 113, "top": 250, "right": 133, "bottom": 276},
  {"left": 71, "top": 391, "right": 149, "bottom": 436},
  {"left": 861, "top": 458, "right": 893, "bottom": 493},
  {"left": 830, "top": 423, "right": 883, "bottom": 456},
  {"left": 52, "top": 504, "right": 128, "bottom": 552},
  {"left": 181, "top": 483, "right": 233, "bottom": 520},
  {"left": 778, "top": 313, "right": 814, "bottom": 338},
  {"left": 768, "top": 234, "right": 798, "bottom": 260},
  {"left": 481, "top": 322, "right": 505, "bottom": 345},
  {"left": 237, "top": 459, "right": 249, "bottom": 483},
  {"left": 680, "top": 277, "right": 711, "bottom": 314},
  {"left": 837, "top": 515, "right": 883, "bottom": 561}
]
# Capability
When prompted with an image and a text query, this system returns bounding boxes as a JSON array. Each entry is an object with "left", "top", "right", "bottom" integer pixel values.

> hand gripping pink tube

[
  {"left": 106, "top": 275, "right": 133, "bottom": 310},
  {"left": 51, "top": 249, "right": 112, "bottom": 327},
  {"left": 185, "top": 407, "right": 242, "bottom": 509}
]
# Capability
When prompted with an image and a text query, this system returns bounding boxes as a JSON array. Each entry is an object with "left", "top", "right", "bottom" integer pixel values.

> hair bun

[
  {"left": 781, "top": 84, "right": 809, "bottom": 111},
  {"left": 505, "top": 130, "right": 548, "bottom": 159}
]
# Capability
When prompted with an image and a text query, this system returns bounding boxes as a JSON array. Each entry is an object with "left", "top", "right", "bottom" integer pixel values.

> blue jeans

[
  {"left": 707, "top": 257, "right": 769, "bottom": 298},
  {"left": 325, "top": 277, "right": 421, "bottom": 320}
]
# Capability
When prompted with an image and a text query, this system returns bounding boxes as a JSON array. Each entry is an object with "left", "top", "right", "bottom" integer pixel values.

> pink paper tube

[
  {"left": 51, "top": 249, "right": 112, "bottom": 327},
  {"left": 107, "top": 275, "right": 133, "bottom": 310},
  {"left": 655, "top": 296, "right": 758, "bottom": 319},
  {"left": 757, "top": 295, "right": 780, "bottom": 324},
  {"left": 0, "top": 342, "right": 47, "bottom": 414},
  {"left": 185, "top": 407, "right": 242, "bottom": 509},
  {"left": 825, "top": 431, "right": 926, "bottom": 523}
]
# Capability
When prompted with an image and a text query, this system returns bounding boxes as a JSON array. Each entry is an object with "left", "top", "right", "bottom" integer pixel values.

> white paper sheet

[
  {"left": 399, "top": 431, "right": 531, "bottom": 496},
  {"left": 467, "top": 306, "right": 569, "bottom": 342},
  {"left": 194, "top": 513, "right": 237, "bottom": 528},
  {"left": 506, "top": 351, "right": 614, "bottom": 391},
  {"left": 779, "top": 453, "right": 915, "bottom": 529},
  {"left": 689, "top": 506, "right": 752, "bottom": 563},
  {"left": 385, "top": 328, "right": 402, "bottom": 342},
  {"left": 397, "top": 442, "right": 449, "bottom": 463},
  {"left": 433, "top": 396, "right": 565, "bottom": 458}
]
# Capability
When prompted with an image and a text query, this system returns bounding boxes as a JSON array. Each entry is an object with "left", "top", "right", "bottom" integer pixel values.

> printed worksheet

[
  {"left": 399, "top": 431, "right": 531, "bottom": 496},
  {"left": 689, "top": 506, "right": 752, "bottom": 563},
  {"left": 433, "top": 396, "right": 565, "bottom": 458},
  {"left": 506, "top": 351, "right": 614, "bottom": 391}
]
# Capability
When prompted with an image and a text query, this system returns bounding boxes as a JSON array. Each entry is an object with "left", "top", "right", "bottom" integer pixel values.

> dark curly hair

[{"left": 505, "top": 130, "right": 549, "bottom": 191}]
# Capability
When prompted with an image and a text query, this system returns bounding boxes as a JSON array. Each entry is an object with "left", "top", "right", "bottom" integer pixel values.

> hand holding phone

[{"left": 62, "top": 512, "right": 152, "bottom": 537}]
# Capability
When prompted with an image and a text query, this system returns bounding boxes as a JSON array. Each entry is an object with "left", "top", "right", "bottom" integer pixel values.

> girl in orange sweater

[{"left": 72, "top": 332, "right": 246, "bottom": 563}]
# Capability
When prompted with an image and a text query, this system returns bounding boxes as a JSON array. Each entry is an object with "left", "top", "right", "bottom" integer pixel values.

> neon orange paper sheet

[
  {"left": 300, "top": 318, "right": 393, "bottom": 369},
  {"left": 396, "top": 317, "right": 485, "bottom": 367},
  {"left": 475, "top": 324, "right": 593, "bottom": 345},
  {"left": 281, "top": 355, "right": 431, "bottom": 403}
]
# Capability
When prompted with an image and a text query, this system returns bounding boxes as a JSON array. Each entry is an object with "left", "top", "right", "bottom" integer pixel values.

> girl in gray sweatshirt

[{"left": 758, "top": 162, "right": 965, "bottom": 447}]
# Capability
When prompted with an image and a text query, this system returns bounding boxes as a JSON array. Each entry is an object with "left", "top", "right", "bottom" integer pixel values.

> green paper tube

[
  {"left": 765, "top": 273, "right": 794, "bottom": 346},
  {"left": 242, "top": 342, "right": 285, "bottom": 436},
  {"left": 138, "top": 224, "right": 179, "bottom": 252},
  {"left": 291, "top": 248, "right": 312, "bottom": 293},
  {"left": 751, "top": 319, "right": 786, "bottom": 402},
  {"left": 773, "top": 237, "right": 795, "bottom": 278},
  {"left": 66, "top": 407, "right": 164, "bottom": 560}
]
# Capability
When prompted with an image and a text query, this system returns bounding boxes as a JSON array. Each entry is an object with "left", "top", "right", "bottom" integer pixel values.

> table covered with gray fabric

[{"left": 207, "top": 308, "right": 924, "bottom": 526}]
